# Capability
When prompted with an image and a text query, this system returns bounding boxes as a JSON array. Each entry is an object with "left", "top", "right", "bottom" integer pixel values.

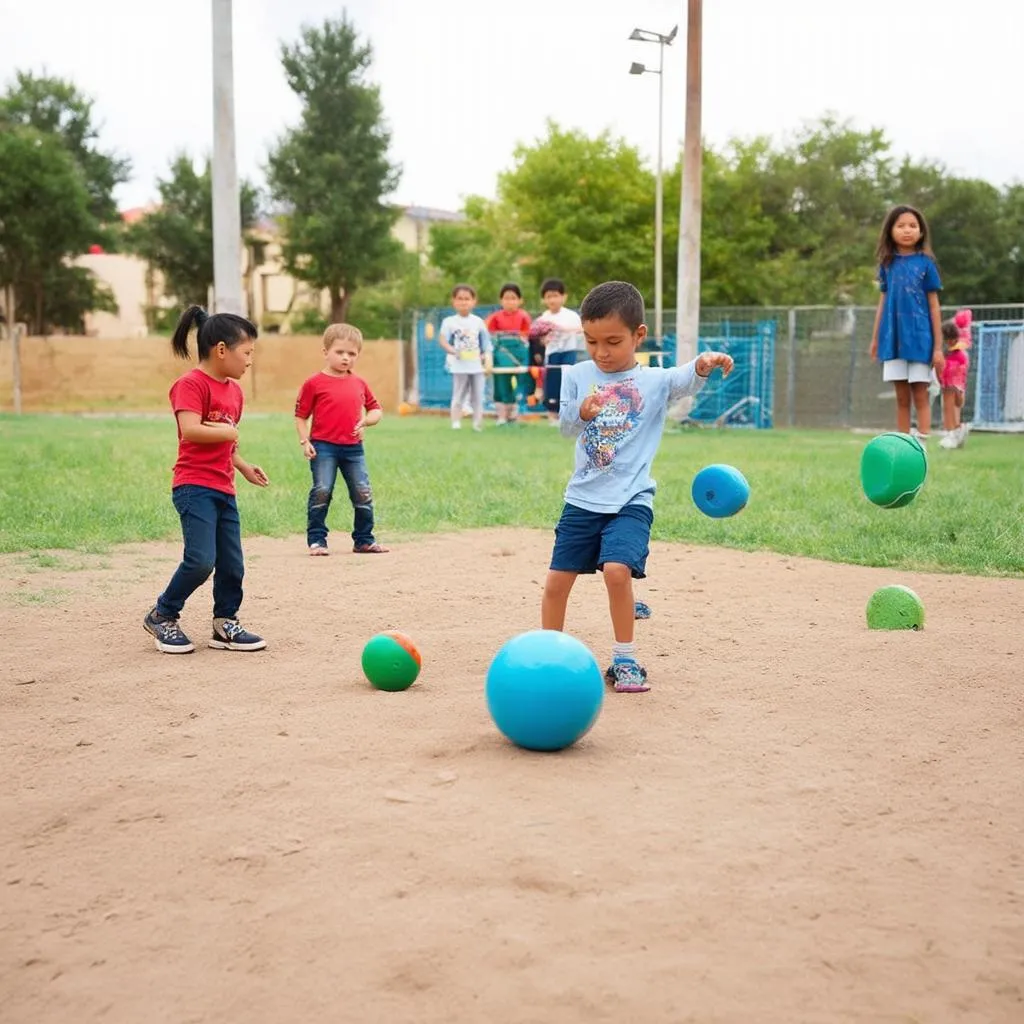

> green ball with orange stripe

[{"left": 361, "top": 631, "right": 422, "bottom": 691}]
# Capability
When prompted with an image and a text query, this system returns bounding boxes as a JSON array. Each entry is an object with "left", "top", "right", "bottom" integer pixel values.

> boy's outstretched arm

[{"left": 666, "top": 351, "right": 734, "bottom": 401}]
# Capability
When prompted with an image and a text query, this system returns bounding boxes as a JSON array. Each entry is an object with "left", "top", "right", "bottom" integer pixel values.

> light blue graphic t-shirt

[
  {"left": 439, "top": 314, "right": 492, "bottom": 375},
  {"left": 559, "top": 360, "right": 708, "bottom": 513}
]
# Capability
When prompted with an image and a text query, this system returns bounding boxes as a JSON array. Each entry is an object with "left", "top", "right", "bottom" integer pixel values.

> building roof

[
  {"left": 401, "top": 205, "right": 463, "bottom": 223},
  {"left": 120, "top": 205, "right": 158, "bottom": 225},
  {"left": 120, "top": 203, "right": 464, "bottom": 226}
]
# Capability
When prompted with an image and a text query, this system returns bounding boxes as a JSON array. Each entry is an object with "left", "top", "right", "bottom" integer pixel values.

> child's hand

[
  {"left": 695, "top": 351, "right": 734, "bottom": 378},
  {"left": 353, "top": 416, "right": 366, "bottom": 441},
  {"left": 932, "top": 349, "right": 946, "bottom": 375},
  {"left": 243, "top": 464, "right": 269, "bottom": 487},
  {"left": 300, "top": 439, "right": 316, "bottom": 460},
  {"left": 579, "top": 394, "right": 604, "bottom": 421}
]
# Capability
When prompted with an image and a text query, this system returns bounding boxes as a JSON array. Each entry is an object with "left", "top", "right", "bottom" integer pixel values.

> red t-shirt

[
  {"left": 294, "top": 372, "right": 382, "bottom": 445},
  {"left": 169, "top": 368, "right": 243, "bottom": 495},
  {"left": 486, "top": 309, "right": 532, "bottom": 336}
]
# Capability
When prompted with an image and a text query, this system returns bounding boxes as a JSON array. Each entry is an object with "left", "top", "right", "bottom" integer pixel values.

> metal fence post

[
  {"left": 786, "top": 307, "right": 796, "bottom": 427},
  {"left": 844, "top": 307, "right": 858, "bottom": 427}
]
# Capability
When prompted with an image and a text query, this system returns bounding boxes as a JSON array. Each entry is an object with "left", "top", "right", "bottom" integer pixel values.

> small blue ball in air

[{"left": 691, "top": 464, "right": 750, "bottom": 518}]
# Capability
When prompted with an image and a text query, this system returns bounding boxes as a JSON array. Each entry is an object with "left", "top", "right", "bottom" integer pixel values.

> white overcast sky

[{"left": 5, "top": 0, "right": 1021, "bottom": 212}]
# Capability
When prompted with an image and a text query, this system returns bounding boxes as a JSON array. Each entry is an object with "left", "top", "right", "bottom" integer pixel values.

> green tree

[
  {"left": 757, "top": 117, "right": 892, "bottom": 304},
  {"left": 0, "top": 126, "right": 113, "bottom": 335},
  {"left": 428, "top": 195, "right": 525, "bottom": 303},
  {"left": 0, "top": 71, "right": 130, "bottom": 237},
  {"left": 662, "top": 141, "right": 781, "bottom": 307},
  {"left": 427, "top": 115, "right": 1023, "bottom": 315},
  {"left": 266, "top": 15, "right": 403, "bottom": 323},
  {"left": 499, "top": 122, "right": 655, "bottom": 302},
  {"left": 896, "top": 160, "right": 1012, "bottom": 304},
  {"left": 1002, "top": 183, "right": 1024, "bottom": 302},
  {"left": 126, "top": 154, "right": 259, "bottom": 310},
  {"left": 347, "top": 250, "right": 450, "bottom": 337}
]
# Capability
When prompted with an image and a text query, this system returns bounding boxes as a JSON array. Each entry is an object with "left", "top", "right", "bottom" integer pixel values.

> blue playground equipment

[
  {"left": 972, "top": 321, "right": 1024, "bottom": 430},
  {"left": 414, "top": 308, "right": 777, "bottom": 428},
  {"left": 656, "top": 319, "right": 776, "bottom": 429},
  {"left": 415, "top": 305, "right": 505, "bottom": 412}
]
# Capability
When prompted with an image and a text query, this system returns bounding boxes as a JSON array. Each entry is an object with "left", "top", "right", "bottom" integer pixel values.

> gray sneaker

[
  {"left": 209, "top": 618, "right": 267, "bottom": 651},
  {"left": 143, "top": 607, "right": 195, "bottom": 654}
]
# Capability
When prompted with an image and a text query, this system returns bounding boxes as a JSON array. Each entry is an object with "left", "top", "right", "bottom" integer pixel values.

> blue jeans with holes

[
  {"left": 157, "top": 485, "right": 245, "bottom": 619},
  {"left": 306, "top": 441, "right": 376, "bottom": 548}
]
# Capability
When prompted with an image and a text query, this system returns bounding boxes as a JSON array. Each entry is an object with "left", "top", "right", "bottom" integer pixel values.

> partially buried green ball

[
  {"left": 866, "top": 585, "right": 925, "bottom": 631},
  {"left": 860, "top": 432, "right": 928, "bottom": 508},
  {"left": 361, "top": 631, "right": 422, "bottom": 690}
]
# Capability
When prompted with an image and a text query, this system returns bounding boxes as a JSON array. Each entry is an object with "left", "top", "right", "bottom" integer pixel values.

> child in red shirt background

[
  {"left": 143, "top": 305, "right": 269, "bottom": 655},
  {"left": 485, "top": 283, "right": 532, "bottom": 425},
  {"left": 295, "top": 323, "right": 388, "bottom": 555}
]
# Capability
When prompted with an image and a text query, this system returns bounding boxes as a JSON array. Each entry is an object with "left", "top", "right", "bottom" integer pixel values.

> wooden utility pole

[
  {"left": 675, "top": 0, "right": 702, "bottom": 366},
  {"left": 211, "top": 0, "right": 243, "bottom": 315}
]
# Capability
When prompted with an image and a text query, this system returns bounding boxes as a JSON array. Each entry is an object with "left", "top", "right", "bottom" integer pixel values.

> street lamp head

[
  {"left": 630, "top": 25, "right": 676, "bottom": 45},
  {"left": 629, "top": 62, "right": 646, "bottom": 75}
]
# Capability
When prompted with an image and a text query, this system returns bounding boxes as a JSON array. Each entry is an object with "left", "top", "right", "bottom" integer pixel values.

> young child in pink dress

[{"left": 939, "top": 309, "right": 972, "bottom": 449}]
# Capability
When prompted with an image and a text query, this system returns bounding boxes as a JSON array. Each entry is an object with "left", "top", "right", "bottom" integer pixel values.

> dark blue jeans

[
  {"left": 307, "top": 441, "right": 376, "bottom": 547},
  {"left": 157, "top": 485, "right": 244, "bottom": 620}
]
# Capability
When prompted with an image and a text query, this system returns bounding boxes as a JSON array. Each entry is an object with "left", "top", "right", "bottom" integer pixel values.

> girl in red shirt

[
  {"left": 485, "top": 283, "right": 532, "bottom": 425},
  {"left": 143, "top": 305, "right": 269, "bottom": 654}
]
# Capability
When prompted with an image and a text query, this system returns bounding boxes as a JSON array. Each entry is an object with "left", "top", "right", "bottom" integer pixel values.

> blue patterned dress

[{"left": 877, "top": 253, "right": 942, "bottom": 364}]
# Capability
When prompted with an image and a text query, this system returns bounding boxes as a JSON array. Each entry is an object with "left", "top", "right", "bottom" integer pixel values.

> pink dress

[{"left": 940, "top": 348, "right": 969, "bottom": 392}]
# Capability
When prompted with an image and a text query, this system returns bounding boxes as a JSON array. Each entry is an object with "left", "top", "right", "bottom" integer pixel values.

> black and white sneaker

[
  {"left": 209, "top": 618, "right": 267, "bottom": 651},
  {"left": 143, "top": 607, "right": 195, "bottom": 654}
]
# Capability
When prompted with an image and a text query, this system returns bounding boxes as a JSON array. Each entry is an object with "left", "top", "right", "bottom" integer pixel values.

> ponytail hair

[{"left": 171, "top": 304, "right": 258, "bottom": 361}]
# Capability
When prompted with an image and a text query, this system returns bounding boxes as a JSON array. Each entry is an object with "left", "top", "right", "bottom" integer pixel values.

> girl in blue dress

[{"left": 869, "top": 205, "right": 945, "bottom": 442}]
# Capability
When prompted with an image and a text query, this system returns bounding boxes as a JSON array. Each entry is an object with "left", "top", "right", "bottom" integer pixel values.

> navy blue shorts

[{"left": 549, "top": 502, "right": 654, "bottom": 579}]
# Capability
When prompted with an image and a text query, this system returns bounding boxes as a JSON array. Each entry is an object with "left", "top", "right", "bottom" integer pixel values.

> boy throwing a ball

[{"left": 541, "top": 281, "right": 734, "bottom": 693}]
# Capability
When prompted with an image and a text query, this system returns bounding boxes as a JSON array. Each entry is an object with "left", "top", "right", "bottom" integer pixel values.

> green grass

[{"left": 1, "top": 413, "right": 1021, "bottom": 575}]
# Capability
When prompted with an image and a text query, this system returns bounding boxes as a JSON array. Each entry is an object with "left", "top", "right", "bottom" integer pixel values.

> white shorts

[{"left": 883, "top": 359, "right": 932, "bottom": 384}]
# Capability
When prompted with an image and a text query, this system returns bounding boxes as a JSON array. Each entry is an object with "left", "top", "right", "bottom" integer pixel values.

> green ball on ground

[
  {"left": 361, "top": 631, "right": 422, "bottom": 690},
  {"left": 860, "top": 432, "right": 927, "bottom": 508},
  {"left": 866, "top": 585, "right": 925, "bottom": 631}
]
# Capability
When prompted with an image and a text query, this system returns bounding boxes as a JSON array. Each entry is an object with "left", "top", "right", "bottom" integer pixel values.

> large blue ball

[
  {"left": 691, "top": 463, "right": 750, "bottom": 518},
  {"left": 485, "top": 630, "right": 604, "bottom": 752}
]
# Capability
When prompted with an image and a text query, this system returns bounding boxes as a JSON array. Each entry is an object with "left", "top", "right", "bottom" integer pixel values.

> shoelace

[
  {"left": 614, "top": 661, "right": 646, "bottom": 683},
  {"left": 159, "top": 619, "right": 186, "bottom": 641},
  {"left": 221, "top": 620, "right": 245, "bottom": 640}
]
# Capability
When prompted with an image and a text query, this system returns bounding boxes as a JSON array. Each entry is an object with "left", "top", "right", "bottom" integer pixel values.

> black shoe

[
  {"left": 209, "top": 618, "right": 267, "bottom": 651},
  {"left": 143, "top": 607, "right": 195, "bottom": 654}
]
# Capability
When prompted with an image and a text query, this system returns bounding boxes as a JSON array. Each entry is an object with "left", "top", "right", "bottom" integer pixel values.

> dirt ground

[{"left": 2, "top": 528, "right": 1022, "bottom": 1024}]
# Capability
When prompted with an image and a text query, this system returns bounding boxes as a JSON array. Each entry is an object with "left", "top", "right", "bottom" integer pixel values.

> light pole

[
  {"left": 211, "top": 0, "right": 243, "bottom": 315},
  {"left": 676, "top": 0, "right": 702, "bottom": 368},
  {"left": 629, "top": 24, "right": 677, "bottom": 344}
]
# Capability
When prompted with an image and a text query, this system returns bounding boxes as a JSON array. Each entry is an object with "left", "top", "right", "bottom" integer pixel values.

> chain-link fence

[
  {"left": 410, "top": 304, "right": 1024, "bottom": 430},
  {"left": 690, "top": 304, "right": 1024, "bottom": 429}
]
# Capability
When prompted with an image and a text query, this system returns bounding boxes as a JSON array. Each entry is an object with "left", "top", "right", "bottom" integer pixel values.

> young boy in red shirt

[
  {"left": 294, "top": 324, "right": 388, "bottom": 555},
  {"left": 485, "top": 283, "right": 532, "bottom": 425}
]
